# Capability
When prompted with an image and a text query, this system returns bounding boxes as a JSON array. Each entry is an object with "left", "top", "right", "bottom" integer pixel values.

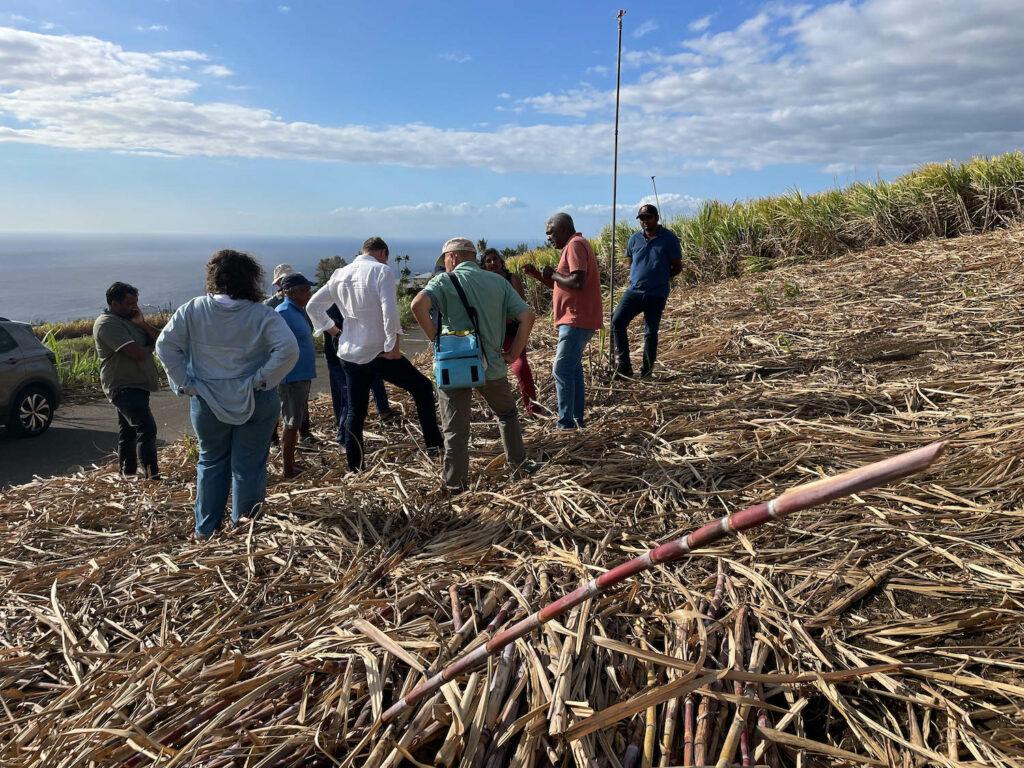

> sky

[{"left": 0, "top": 0, "right": 1022, "bottom": 240}]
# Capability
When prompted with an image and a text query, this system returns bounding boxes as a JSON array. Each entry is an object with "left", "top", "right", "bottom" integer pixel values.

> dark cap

[
  {"left": 636, "top": 204, "right": 659, "bottom": 220},
  {"left": 280, "top": 273, "right": 314, "bottom": 290}
]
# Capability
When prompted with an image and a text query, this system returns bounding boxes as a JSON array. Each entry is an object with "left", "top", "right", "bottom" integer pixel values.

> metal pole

[
  {"left": 608, "top": 9, "right": 625, "bottom": 373},
  {"left": 380, "top": 440, "right": 947, "bottom": 723},
  {"left": 651, "top": 175, "right": 661, "bottom": 212}
]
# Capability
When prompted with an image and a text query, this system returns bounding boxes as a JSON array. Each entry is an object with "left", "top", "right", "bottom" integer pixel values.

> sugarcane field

[{"left": 2, "top": 219, "right": 1022, "bottom": 766}]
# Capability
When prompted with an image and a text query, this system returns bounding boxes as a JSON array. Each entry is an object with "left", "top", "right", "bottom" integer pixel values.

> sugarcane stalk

[
  {"left": 379, "top": 441, "right": 946, "bottom": 724},
  {"left": 642, "top": 666, "right": 658, "bottom": 767},
  {"left": 658, "top": 626, "right": 684, "bottom": 767},
  {"left": 450, "top": 585, "right": 463, "bottom": 633},
  {"left": 683, "top": 690, "right": 696, "bottom": 766},
  {"left": 482, "top": 660, "right": 529, "bottom": 768}
]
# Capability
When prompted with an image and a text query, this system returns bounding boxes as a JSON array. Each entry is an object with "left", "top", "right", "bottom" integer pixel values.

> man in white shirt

[{"left": 306, "top": 236, "right": 443, "bottom": 471}]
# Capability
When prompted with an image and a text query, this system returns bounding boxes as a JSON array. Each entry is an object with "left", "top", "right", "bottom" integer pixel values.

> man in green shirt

[
  {"left": 93, "top": 282, "right": 162, "bottom": 479},
  {"left": 411, "top": 237, "right": 536, "bottom": 491}
]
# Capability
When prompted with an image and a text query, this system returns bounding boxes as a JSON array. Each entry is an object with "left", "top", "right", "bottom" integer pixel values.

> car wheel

[{"left": 8, "top": 385, "right": 55, "bottom": 437}]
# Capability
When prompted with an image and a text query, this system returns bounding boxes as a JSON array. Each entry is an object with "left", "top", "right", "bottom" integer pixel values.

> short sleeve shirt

[
  {"left": 627, "top": 227, "right": 683, "bottom": 298},
  {"left": 93, "top": 311, "right": 160, "bottom": 398},
  {"left": 425, "top": 261, "right": 528, "bottom": 380},
  {"left": 276, "top": 298, "right": 317, "bottom": 383},
  {"left": 553, "top": 234, "right": 603, "bottom": 330}
]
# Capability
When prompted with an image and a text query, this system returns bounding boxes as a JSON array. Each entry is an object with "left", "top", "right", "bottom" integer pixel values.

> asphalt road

[{"left": 0, "top": 332, "right": 429, "bottom": 489}]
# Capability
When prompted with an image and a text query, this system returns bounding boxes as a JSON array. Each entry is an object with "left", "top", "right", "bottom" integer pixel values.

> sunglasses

[{"left": 637, "top": 214, "right": 655, "bottom": 220}]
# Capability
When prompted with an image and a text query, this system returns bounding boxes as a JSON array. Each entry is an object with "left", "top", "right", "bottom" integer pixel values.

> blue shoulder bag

[{"left": 433, "top": 273, "right": 488, "bottom": 390}]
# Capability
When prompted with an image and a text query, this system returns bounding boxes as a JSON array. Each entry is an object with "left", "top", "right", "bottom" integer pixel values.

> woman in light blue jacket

[{"left": 156, "top": 250, "right": 299, "bottom": 539}]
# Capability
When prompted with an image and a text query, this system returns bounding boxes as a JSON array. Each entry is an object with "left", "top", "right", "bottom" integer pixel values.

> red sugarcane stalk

[{"left": 380, "top": 441, "right": 946, "bottom": 724}]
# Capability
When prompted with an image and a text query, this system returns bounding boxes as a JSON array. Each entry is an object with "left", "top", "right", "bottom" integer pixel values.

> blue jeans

[
  {"left": 327, "top": 358, "right": 391, "bottom": 443},
  {"left": 190, "top": 388, "right": 279, "bottom": 537},
  {"left": 553, "top": 325, "right": 595, "bottom": 429},
  {"left": 612, "top": 290, "right": 668, "bottom": 376}
]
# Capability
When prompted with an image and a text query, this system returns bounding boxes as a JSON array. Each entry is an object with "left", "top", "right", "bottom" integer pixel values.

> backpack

[{"left": 433, "top": 273, "right": 488, "bottom": 390}]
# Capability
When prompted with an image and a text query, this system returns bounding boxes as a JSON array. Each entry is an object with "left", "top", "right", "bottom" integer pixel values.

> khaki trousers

[{"left": 438, "top": 376, "right": 526, "bottom": 488}]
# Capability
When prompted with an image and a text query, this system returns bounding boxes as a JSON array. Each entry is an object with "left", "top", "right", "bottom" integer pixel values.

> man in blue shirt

[
  {"left": 276, "top": 273, "right": 317, "bottom": 477},
  {"left": 612, "top": 204, "right": 683, "bottom": 378}
]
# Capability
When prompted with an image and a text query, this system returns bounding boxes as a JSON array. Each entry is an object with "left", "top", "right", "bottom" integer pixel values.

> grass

[
  {"left": 40, "top": 331, "right": 103, "bottom": 394},
  {"left": 38, "top": 313, "right": 174, "bottom": 395},
  {"left": 33, "top": 311, "right": 173, "bottom": 342},
  {"left": 505, "top": 151, "right": 1024, "bottom": 288}
]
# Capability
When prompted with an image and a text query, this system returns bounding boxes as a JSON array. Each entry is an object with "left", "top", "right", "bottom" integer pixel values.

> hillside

[{"left": 1, "top": 226, "right": 1022, "bottom": 766}]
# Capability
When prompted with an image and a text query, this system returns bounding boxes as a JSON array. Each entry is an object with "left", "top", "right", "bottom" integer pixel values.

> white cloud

[
  {"left": 494, "top": 196, "right": 526, "bottom": 210},
  {"left": 439, "top": 51, "right": 472, "bottom": 64},
  {"left": 331, "top": 201, "right": 477, "bottom": 217},
  {"left": 330, "top": 197, "right": 526, "bottom": 218},
  {"left": 585, "top": 64, "right": 610, "bottom": 77},
  {"left": 137, "top": 24, "right": 169, "bottom": 32},
  {"left": 497, "top": 92, "right": 511, "bottom": 100},
  {"left": 154, "top": 49, "right": 209, "bottom": 62},
  {"left": 2, "top": 2, "right": 1024, "bottom": 179},
  {"left": 278, "top": 5, "right": 291, "bottom": 13},
  {"left": 633, "top": 20, "right": 658, "bottom": 38},
  {"left": 39, "top": 21, "right": 55, "bottom": 31},
  {"left": 561, "top": 193, "right": 702, "bottom": 218},
  {"left": 688, "top": 15, "right": 712, "bottom": 32},
  {"left": 522, "top": 0, "right": 1024, "bottom": 173},
  {"left": 202, "top": 64, "right": 234, "bottom": 78}
]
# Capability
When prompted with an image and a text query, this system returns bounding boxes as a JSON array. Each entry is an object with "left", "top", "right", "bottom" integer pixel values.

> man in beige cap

[
  {"left": 411, "top": 237, "right": 537, "bottom": 491},
  {"left": 264, "top": 263, "right": 297, "bottom": 309}
]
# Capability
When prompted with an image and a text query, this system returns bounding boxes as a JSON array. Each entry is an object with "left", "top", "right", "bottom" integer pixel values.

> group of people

[{"left": 92, "top": 205, "right": 682, "bottom": 539}]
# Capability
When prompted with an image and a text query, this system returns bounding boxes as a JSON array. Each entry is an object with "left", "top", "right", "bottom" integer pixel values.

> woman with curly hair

[{"left": 156, "top": 250, "right": 299, "bottom": 540}]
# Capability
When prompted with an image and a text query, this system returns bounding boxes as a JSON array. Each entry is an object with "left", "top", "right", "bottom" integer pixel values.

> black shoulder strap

[{"left": 447, "top": 272, "right": 489, "bottom": 364}]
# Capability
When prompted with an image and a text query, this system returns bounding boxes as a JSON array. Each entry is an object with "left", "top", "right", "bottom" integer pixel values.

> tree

[
  {"left": 394, "top": 255, "right": 413, "bottom": 290},
  {"left": 315, "top": 256, "right": 346, "bottom": 287},
  {"left": 476, "top": 238, "right": 488, "bottom": 256}
]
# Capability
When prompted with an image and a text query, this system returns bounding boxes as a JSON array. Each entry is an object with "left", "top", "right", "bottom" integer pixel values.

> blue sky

[{"left": 1, "top": 0, "right": 1022, "bottom": 239}]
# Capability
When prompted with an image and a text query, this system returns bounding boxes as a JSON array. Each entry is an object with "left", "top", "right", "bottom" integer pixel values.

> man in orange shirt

[{"left": 524, "top": 212, "right": 602, "bottom": 429}]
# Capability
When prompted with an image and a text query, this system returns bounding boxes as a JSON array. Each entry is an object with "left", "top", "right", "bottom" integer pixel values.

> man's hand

[
  {"left": 540, "top": 266, "right": 554, "bottom": 281},
  {"left": 326, "top": 325, "right": 341, "bottom": 338},
  {"left": 379, "top": 348, "right": 401, "bottom": 360},
  {"left": 130, "top": 309, "right": 146, "bottom": 326},
  {"left": 522, "top": 264, "right": 542, "bottom": 280},
  {"left": 502, "top": 348, "right": 520, "bottom": 364}
]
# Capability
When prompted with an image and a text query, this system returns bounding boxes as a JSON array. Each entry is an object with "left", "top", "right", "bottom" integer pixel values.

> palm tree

[{"left": 476, "top": 238, "right": 488, "bottom": 256}]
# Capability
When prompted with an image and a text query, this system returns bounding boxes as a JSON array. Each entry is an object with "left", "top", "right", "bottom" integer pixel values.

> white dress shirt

[{"left": 305, "top": 254, "right": 401, "bottom": 365}]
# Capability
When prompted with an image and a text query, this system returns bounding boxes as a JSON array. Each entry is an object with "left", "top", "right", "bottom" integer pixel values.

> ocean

[{"left": 0, "top": 233, "right": 534, "bottom": 323}]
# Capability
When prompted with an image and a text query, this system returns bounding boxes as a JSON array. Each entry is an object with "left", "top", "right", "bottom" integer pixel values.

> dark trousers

[
  {"left": 327, "top": 358, "right": 391, "bottom": 444},
  {"left": 112, "top": 387, "right": 159, "bottom": 477},
  {"left": 612, "top": 290, "right": 668, "bottom": 376},
  {"left": 341, "top": 356, "right": 443, "bottom": 471}
]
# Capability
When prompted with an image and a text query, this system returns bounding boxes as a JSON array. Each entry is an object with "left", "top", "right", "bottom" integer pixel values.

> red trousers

[{"left": 503, "top": 329, "right": 537, "bottom": 414}]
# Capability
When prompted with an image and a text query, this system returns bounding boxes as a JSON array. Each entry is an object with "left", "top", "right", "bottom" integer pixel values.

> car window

[{"left": 0, "top": 326, "right": 18, "bottom": 354}]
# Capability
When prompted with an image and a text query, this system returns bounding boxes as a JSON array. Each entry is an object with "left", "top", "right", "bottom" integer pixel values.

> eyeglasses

[{"left": 637, "top": 214, "right": 655, "bottom": 220}]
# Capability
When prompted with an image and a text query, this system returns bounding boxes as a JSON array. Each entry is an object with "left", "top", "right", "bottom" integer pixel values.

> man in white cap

[
  {"left": 264, "top": 264, "right": 296, "bottom": 309},
  {"left": 411, "top": 237, "right": 537, "bottom": 491}
]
